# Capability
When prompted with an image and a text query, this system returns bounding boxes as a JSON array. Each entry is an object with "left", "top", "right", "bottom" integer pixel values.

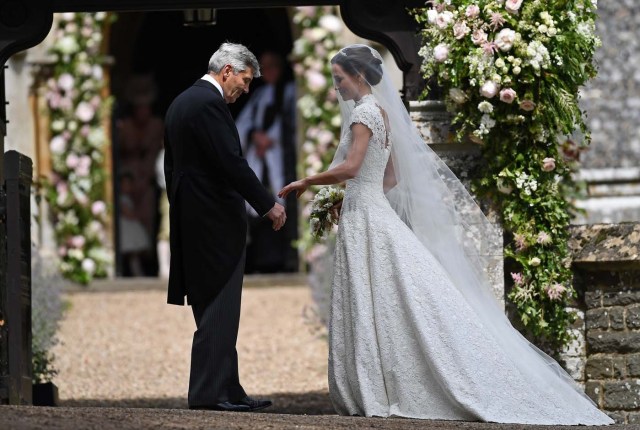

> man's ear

[{"left": 222, "top": 64, "right": 233, "bottom": 80}]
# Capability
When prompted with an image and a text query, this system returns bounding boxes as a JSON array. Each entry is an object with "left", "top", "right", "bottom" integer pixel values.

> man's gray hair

[{"left": 208, "top": 42, "right": 261, "bottom": 78}]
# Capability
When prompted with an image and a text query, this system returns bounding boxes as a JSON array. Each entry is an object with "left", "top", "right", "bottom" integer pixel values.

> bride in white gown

[{"left": 278, "top": 45, "right": 613, "bottom": 425}]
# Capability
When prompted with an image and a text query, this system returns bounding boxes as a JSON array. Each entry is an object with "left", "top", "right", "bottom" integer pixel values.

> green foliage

[{"left": 412, "top": 0, "right": 600, "bottom": 346}]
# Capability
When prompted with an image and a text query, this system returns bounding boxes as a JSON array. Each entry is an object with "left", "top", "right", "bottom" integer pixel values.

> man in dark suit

[{"left": 163, "top": 42, "right": 286, "bottom": 412}]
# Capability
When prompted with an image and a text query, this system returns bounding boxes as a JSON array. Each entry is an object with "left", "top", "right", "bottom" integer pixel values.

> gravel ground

[
  {"left": 4, "top": 279, "right": 631, "bottom": 429},
  {"left": 51, "top": 283, "right": 329, "bottom": 407}
]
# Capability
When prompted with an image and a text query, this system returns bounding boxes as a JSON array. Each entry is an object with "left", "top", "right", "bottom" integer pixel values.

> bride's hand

[
  {"left": 330, "top": 199, "right": 343, "bottom": 222},
  {"left": 278, "top": 179, "right": 309, "bottom": 199}
]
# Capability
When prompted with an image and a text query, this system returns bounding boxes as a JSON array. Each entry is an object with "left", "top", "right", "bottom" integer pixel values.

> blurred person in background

[{"left": 235, "top": 50, "right": 298, "bottom": 274}]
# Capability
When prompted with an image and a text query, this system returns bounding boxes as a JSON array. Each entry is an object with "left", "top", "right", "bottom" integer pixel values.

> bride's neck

[{"left": 354, "top": 90, "right": 372, "bottom": 102}]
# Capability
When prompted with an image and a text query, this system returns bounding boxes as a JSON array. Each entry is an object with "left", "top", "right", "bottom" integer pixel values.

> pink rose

[
  {"left": 66, "top": 153, "right": 80, "bottom": 169},
  {"left": 499, "top": 88, "right": 517, "bottom": 104},
  {"left": 505, "top": 0, "right": 523, "bottom": 14},
  {"left": 465, "top": 5, "right": 480, "bottom": 19},
  {"left": 453, "top": 21, "right": 470, "bottom": 40},
  {"left": 480, "top": 81, "right": 500, "bottom": 98},
  {"left": 70, "top": 235, "right": 86, "bottom": 249},
  {"left": 471, "top": 29, "right": 488, "bottom": 45},
  {"left": 75, "top": 155, "right": 92, "bottom": 177},
  {"left": 542, "top": 157, "right": 556, "bottom": 172},
  {"left": 305, "top": 70, "right": 327, "bottom": 92},
  {"left": 58, "top": 73, "right": 75, "bottom": 92},
  {"left": 75, "top": 101, "right": 95, "bottom": 122},
  {"left": 519, "top": 99, "right": 536, "bottom": 111},
  {"left": 91, "top": 200, "right": 107, "bottom": 216},
  {"left": 433, "top": 44, "right": 450, "bottom": 62}
]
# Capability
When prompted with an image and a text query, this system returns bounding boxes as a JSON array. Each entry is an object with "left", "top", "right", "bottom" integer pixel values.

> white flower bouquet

[{"left": 309, "top": 186, "right": 345, "bottom": 241}]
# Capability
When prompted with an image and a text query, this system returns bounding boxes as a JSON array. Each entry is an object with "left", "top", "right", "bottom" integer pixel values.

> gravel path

[{"left": 51, "top": 283, "right": 330, "bottom": 410}]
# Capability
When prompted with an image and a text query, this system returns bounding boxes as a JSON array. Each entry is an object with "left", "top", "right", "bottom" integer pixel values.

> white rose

[
  {"left": 81, "top": 258, "right": 96, "bottom": 275},
  {"left": 529, "top": 257, "right": 541, "bottom": 266},
  {"left": 75, "top": 101, "right": 96, "bottom": 122},
  {"left": 436, "top": 11, "right": 454, "bottom": 28},
  {"left": 480, "top": 81, "right": 500, "bottom": 98},
  {"left": 449, "top": 88, "right": 467, "bottom": 104},
  {"left": 433, "top": 44, "right": 450, "bottom": 62},
  {"left": 319, "top": 15, "right": 342, "bottom": 33},
  {"left": 50, "top": 135, "right": 67, "bottom": 154},
  {"left": 478, "top": 101, "right": 494, "bottom": 113},
  {"left": 495, "top": 28, "right": 517, "bottom": 52},
  {"left": 427, "top": 9, "right": 438, "bottom": 24},
  {"left": 497, "top": 178, "right": 513, "bottom": 194},
  {"left": 57, "top": 36, "right": 79, "bottom": 55},
  {"left": 505, "top": 0, "right": 524, "bottom": 13},
  {"left": 512, "top": 66, "right": 522, "bottom": 75}
]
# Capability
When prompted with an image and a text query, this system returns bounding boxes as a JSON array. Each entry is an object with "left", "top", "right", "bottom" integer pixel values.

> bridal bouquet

[
  {"left": 309, "top": 186, "right": 345, "bottom": 241},
  {"left": 413, "top": 0, "right": 601, "bottom": 346}
]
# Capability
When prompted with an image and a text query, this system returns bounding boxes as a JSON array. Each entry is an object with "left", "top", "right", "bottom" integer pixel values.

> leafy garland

[
  {"left": 43, "top": 12, "right": 113, "bottom": 284},
  {"left": 290, "top": 6, "right": 344, "bottom": 262},
  {"left": 412, "top": 0, "right": 600, "bottom": 346}
]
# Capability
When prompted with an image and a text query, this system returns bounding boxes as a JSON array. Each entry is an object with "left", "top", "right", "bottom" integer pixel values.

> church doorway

[{"left": 107, "top": 8, "right": 296, "bottom": 277}]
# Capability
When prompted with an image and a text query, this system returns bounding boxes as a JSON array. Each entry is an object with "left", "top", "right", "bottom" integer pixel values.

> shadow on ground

[{"left": 60, "top": 390, "right": 336, "bottom": 415}]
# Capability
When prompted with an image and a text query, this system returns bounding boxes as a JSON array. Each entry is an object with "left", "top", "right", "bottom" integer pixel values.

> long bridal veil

[{"left": 329, "top": 44, "right": 598, "bottom": 407}]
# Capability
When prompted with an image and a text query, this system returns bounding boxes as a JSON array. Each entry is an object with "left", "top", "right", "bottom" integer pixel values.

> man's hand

[{"left": 266, "top": 203, "right": 286, "bottom": 231}]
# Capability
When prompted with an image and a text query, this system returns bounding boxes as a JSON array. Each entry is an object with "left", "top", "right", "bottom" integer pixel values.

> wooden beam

[{"left": 51, "top": 0, "right": 339, "bottom": 12}]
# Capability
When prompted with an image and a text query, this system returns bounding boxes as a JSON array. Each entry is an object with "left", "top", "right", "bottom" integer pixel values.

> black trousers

[{"left": 188, "top": 250, "right": 247, "bottom": 406}]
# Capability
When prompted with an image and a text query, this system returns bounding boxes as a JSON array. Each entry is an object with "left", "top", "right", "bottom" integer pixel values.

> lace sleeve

[{"left": 349, "top": 104, "right": 378, "bottom": 135}]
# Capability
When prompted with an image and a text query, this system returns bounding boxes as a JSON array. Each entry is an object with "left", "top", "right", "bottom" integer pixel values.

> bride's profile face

[{"left": 331, "top": 63, "right": 361, "bottom": 101}]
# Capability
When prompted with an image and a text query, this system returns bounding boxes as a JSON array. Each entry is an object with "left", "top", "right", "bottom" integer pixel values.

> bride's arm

[{"left": 279, "top": 124, "right": 371, "bottom": 198}]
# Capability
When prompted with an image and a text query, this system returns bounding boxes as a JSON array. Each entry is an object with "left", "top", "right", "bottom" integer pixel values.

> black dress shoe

[
  {"left": 237, "top": 396, "right": 272, "bottom": 411},
  {"left": 189, "top": 401, "right": 250, "bottom": 412}
]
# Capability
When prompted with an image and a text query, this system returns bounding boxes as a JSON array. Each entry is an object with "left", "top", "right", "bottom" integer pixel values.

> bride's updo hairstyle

[{"left": 331, "top": 46, "right": 383, "bottom": 86}]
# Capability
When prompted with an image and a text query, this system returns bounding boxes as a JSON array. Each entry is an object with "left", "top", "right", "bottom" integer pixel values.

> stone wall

[
  {"left": 570, "top": 222, "right": 640, "bottom": 424},
  {"left": 575, "top": 1, "right": 640, "bottom": 223}
]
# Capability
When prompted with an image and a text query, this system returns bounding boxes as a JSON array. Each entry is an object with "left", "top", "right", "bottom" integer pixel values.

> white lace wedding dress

[{"left": 327, "top": 94, "right": 613, "bottom": 425}]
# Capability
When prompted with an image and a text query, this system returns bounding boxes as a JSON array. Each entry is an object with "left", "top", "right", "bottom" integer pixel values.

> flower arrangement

[
  {"left": 309, "top": 186, "right": 345, "bottom": 241},
  {"left": 43, "top": 12, "right": 114, "bottom": 284},
  {"left": 291, "top": 6, "right": 344, "bottom": 257},
  {"left": 413, "top": 0, "right": 600, "bottom": 346}
]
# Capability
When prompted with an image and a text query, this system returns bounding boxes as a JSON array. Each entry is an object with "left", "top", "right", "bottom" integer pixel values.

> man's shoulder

[{"left": 170, "top": 82, "right": 224, "bottom": 110}]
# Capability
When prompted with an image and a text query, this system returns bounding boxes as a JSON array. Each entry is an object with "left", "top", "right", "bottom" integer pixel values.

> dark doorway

[{"left": 108, "top": 8, "right": 295, "bottom": 277}]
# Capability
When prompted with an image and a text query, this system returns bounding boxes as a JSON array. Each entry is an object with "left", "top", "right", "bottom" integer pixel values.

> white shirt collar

[{"left": 201, "top": 74, "right": 224, "bottom": 98}]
